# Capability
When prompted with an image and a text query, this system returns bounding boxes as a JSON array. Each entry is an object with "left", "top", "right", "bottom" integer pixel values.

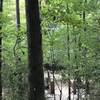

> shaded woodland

[{"left": 0, "top": 0, "right": 100, "bottom": 100}]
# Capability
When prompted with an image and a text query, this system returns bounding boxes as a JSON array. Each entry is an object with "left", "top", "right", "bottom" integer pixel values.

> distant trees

[
  {"left": 25, "top": 0, "right": 45, "bottom": 100},
  {"left": 0, "top": 0, "right": 3, "bottom": 99},
  {"left": 41, "top": 0, "right": 100, "bottom": 99}
]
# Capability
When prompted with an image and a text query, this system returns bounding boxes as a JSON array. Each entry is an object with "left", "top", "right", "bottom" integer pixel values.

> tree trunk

[
  {"left": 0, "top": 0, "right": 3, "bottom": 100},
  {"left": 25, "top": 0, "right": 45, "bottom": 100},
  {"left": 66, "top": 3, "right": 71, "bottom": 99},
  {"left": 67, "top": 30, "right": 71, "bottom": 100},
  {"left": 16, "top": 0, "right": 20, "bottom": 30},
  {"left": 15, "top": 1, "right": 24, "bottom": 99},
  {"left": 83, "top": 0, "right": 89, "bottom": 100}
]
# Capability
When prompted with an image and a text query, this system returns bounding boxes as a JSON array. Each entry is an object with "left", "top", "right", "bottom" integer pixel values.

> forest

[{"left": 0, "top": 0, "right": 100, "bottom": 100}]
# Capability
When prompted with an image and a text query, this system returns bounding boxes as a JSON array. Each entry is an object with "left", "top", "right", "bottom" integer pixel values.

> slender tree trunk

[
  {"left": 13, "top": 0, "right": 20, "bottom": 59},
  {"left": 52, "top": 69, "right": 56, "bottom": 100},
  {"left": 16, "top": 0, "right": 20, "bottom": 30},
  {"left": 15, "top": 0, "right": 24, "bottom": 99},
  {"left": 25, "top": 0, "right": 45, "bottom": 100},
  {"left": 67, "top": 31, "right": 71, "bottom": 100},
  {"left": 0, "top": 0, "right": 3, "bottom": 100},
  {"left": 66, "top": 3, "right": 71, "bottom": 99},
  {"left": 74, "top": 33, "right": 80, "bottom": 100},
  {"left": 83, "top": 0, "right": 90, "bottom": 100}
]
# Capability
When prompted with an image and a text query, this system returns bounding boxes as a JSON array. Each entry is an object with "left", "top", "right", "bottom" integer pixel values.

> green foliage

[
  {"left": 2, "top": 0, "right": 100, "bottom": 99},
  {"left": 41, "top": 0, "right": 100, "bottom": 83}
]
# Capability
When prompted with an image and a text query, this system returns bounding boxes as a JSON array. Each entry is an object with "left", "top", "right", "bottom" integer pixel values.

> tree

[
  {"left": 0, "top": 0, "right": 3, "bottom": 99},
  {"left": 16, "top": 0, "right": 20, "bottom": 30},
  {"left": 25, "top": 0, "right": 45, "bottom": 100}
]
